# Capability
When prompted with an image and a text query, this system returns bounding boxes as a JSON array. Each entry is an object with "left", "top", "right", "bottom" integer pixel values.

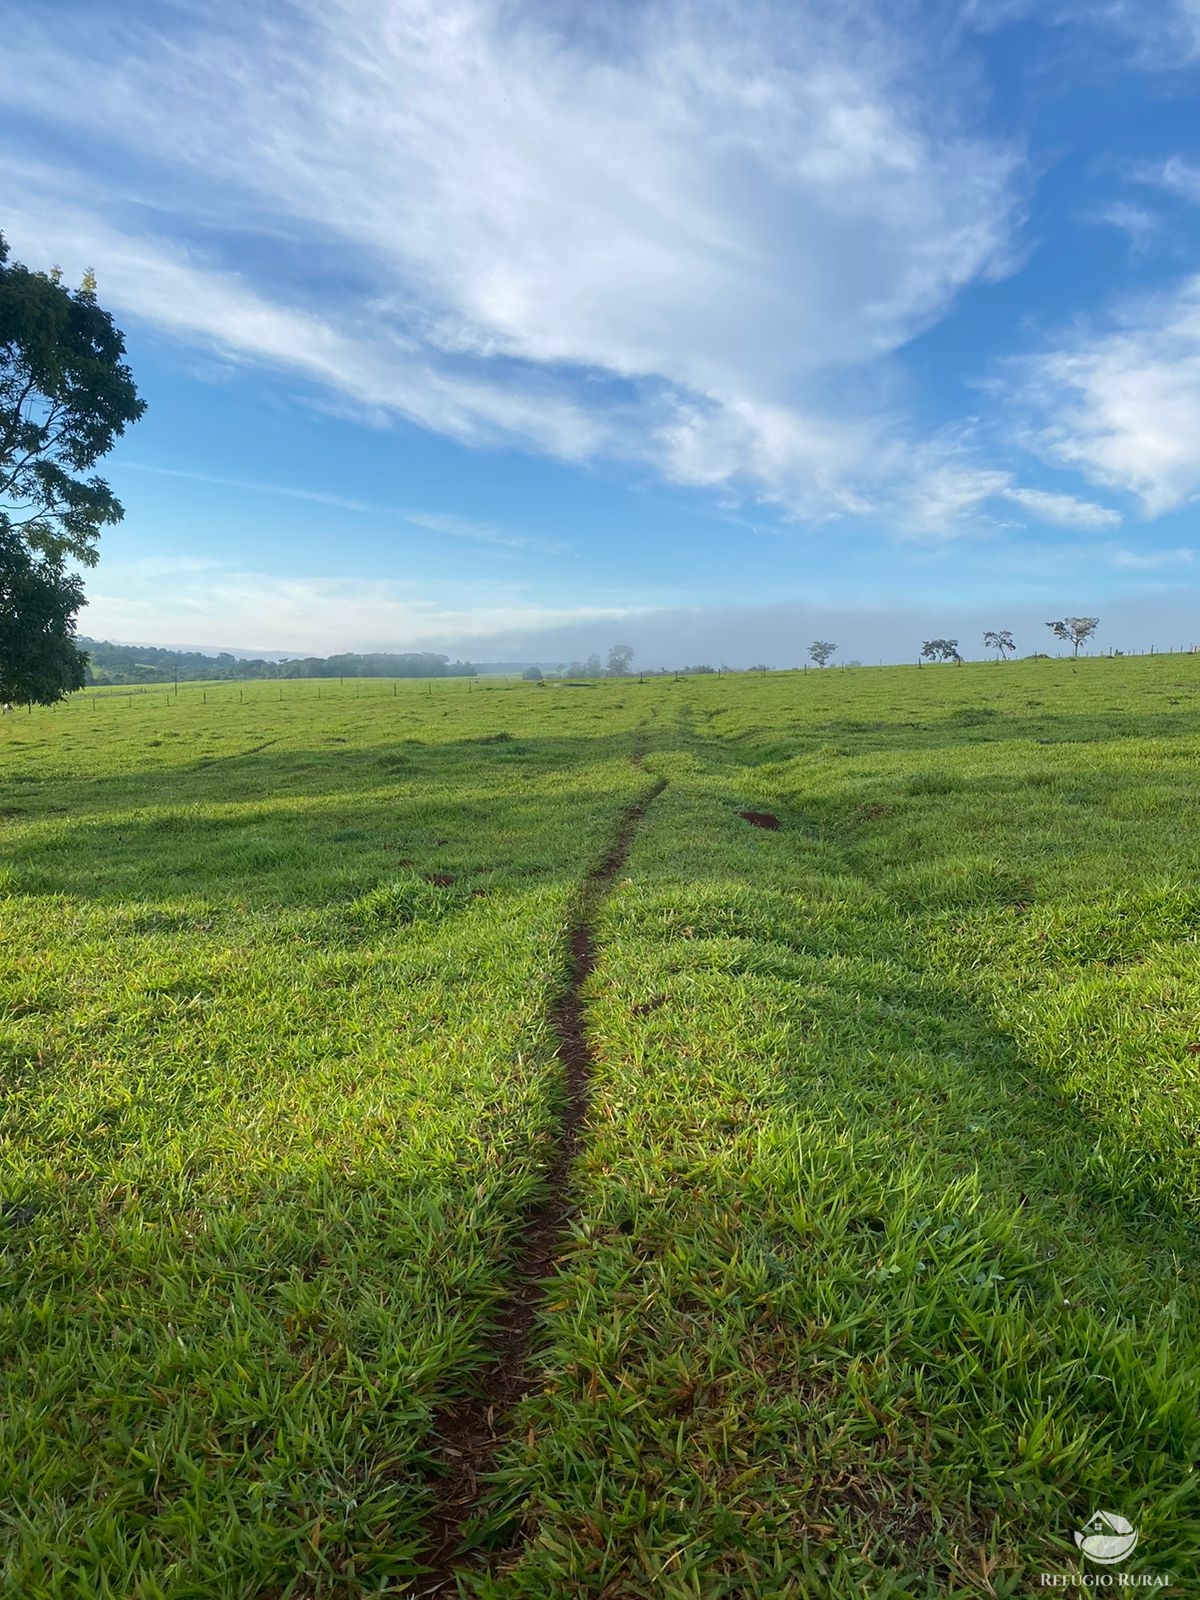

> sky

[{"left": 3, "top": 0, "right": 1200, "bottom": 665}]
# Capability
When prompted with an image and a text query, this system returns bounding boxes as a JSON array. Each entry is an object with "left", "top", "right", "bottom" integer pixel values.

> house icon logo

[{"left": 1074, "top": 1511, "right": 1138, "bottom": 1564}]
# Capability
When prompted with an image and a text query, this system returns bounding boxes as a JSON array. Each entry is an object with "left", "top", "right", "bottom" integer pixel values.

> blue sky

[{"left": 3, "top": 0, "right": 1200, "bottom": 663}]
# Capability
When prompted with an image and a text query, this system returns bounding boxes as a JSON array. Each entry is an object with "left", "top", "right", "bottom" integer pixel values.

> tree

[
  {"left": 521, "top": 665, "right": 543, "bottom": 681},
  {"left": 1, "top": 234, "right": 144, "bottom": 703},
  {"left": 921, "top": 638, "right": 963, "bottom": 664},
  {"left": 1046, "top": 617, "right": 1099, "bottom": 658},
  {"left": 2, "top": 235, "right": 145, "bottom": 569},
  {"left": 0, "top": 527, "right": 88, "bottom": 704},
  {"left": 983, "top": 629, "right": 1015, "bottom": 662},
  {"left": 808, "top": 640, "right": 837, "bottom": 668},
  {"left": 606, "top": 643, "right": 634, "bottom": 676},
  {"left": 584, "top": 653, "right": 603, "bottom": 677}
]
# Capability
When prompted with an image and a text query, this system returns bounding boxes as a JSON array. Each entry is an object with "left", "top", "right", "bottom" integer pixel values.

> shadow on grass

[{"left": 0, "top": 730, "right": 664, "bottom": 909}]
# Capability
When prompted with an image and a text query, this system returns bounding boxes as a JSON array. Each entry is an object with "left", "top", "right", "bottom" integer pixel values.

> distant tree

[
  {"left": 606, "top": 643, "right": 634, "bottom": 676},
  {"left": 0, "top": 527, "right": 88, "bottom": 704},
  {"left": 1046, "top": 616, "right": 1099, "bottom": 658},
  {"left": 521, "top": 665, "right": 543, "bottom": 681},
  {"left": 983, "top": 629, "right": 1016, "bottom": 662},
  {"left": 585, "top": 652, "right": 603, "bottom": 677},
  {"left": 808, "top": 640, "right": 837, "bottom": 668},
  {"left": 921, "top": 638, "right": 963, "bottom": 664},
  {"left": 683, "top": 663, "right": 717, "bottom": 674}
]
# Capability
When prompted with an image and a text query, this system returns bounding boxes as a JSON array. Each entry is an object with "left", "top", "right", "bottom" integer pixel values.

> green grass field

[{"left": 2, "top": 660, "right": 1198, "bottom": 1596}]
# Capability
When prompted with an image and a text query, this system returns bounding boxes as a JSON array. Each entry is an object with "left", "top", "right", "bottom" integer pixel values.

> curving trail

[{"left": 416, "top": 773, "right": 667, "bottom": 1596}]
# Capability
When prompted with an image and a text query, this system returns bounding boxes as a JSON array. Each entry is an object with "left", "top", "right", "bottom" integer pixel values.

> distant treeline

[{"left": 79, "top": 639, "right": 479, "bottom": 686}]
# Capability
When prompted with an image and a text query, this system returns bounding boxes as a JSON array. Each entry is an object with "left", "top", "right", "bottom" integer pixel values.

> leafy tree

[
  {"left": 0, "top": 527, "right": 87, "bottom": 704},
  {"left": 808, "top": 640, "right": 837, "bottom": 668},
  {"left": 921, "top": 638, "right": 963, "bottom": 664},
  {"left": 1045, "top": 616, "right": 1099, "bottom": 658},
  {"left": 1, "top": 235, "right": 145, "bottom": 569},
  {"left": 584, "top": 653, "right": 603, "bottom": 677},
  {"left": 0, "top": 234, "right": 144, "bottom": 703},
  {"left": 606, "top": 643, "right": 634, "bottom": 676},
  {"left": 983, "top": 629, "right": 1016, "bottom": 661},
  {"left": 521, "top": 665, "right": 543, "bottom": 681}
]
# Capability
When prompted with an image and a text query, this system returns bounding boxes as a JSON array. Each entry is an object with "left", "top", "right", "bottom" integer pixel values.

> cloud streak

[{"left": 121, "top": 463, "right": 567, "bottom": 552}]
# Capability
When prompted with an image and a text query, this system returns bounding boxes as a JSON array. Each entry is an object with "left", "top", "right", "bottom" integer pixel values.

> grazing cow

[{"left": 1, "top": 703, "right": 12, "bottom": 716}]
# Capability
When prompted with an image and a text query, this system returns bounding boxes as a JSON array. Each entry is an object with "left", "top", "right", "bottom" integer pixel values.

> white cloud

[
  {"left": 890, "top": 456, "right": 1013, "bottom": 539},
  {"left": 1001, "top": 486, "right": 1122, "bottom": 528},
  {"left": 1084, "top": 201, "right": 1160, "bottom": 256},
  {"left": 1132, "top": 153, "right": 1200, "bottom": 203},
  {"left": 1109, "top": 545, "right": 1195, "bottom": 568},
  {"left": 0, "top": 0, "right": 1022, "bottom": 524},
  {"left": 961, "top": 0, "right": 1200, "bottom": 63},
  {"left": 1014, "top": 276, "right": 1200, "bottom": 515},
  {"left": 0, "top": 196, "right": 610, "bottom": 463}
]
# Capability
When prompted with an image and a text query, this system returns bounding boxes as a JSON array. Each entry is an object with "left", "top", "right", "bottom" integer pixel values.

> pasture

[{"left": 1, "top": 659, "right": 1198, "bottom": 1596}]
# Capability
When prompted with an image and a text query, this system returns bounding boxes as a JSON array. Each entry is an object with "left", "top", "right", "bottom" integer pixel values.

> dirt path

[{"left": 415, "top": 775, "right": 667, "bottom": 1595}]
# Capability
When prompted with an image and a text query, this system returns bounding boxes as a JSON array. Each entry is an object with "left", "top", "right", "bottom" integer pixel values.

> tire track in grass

[
  {"left": 193, "top": 738, "right": 281, "bottom": 769},
  {"left": 416, "top": 774, "right": 667, "bottom": 1596}
]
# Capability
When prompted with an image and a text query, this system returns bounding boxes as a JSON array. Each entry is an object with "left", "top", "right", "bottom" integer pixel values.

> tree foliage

[
  {"left": 0, "top": 234, "right": 145, "bottom": 704},
  {"left": 808, "top": 640, "right": 837, "bottom": 667},
  {"left": 1, "top": 234, "right": 145, "bottom": 568},
  {"left": 0, "top": 527, "right": 88, "bottom": 704},
  {"left": 983, "top": 629, "right": 1015, "bottom": 661},
  {"left": 606, "top": 643, "right": 634, "bottom": 676},
  {"left": 1046, "top": 617, "right": 1099, "bottom": 658},
  {"left": 921, "top": 638, "right": 962, "bottom": 663}
]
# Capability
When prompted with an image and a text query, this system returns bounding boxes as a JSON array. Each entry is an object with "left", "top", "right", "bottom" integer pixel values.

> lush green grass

[{"left": 3, "top": 660, "right": 1200, "bottom": 1594}]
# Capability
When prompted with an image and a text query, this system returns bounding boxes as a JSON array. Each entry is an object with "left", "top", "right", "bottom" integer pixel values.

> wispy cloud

[
  {"left": 961, "top": 0, "right": 1200, "bottom": 64},
  {"left": 1011, "top": 275, "right": 1200, "bottom": 516},
  {"left": 1001, "top": 486, "right": 1122, "bottom": 529},
  {"left": 122, "top": 462, "right": 566, "bottom": 552},
  {"left": 1083, "top": 201, "right": 1160, "bottom": 258},
  {"left": 1131, "top": 153, "right": 1200, "bottom": 204},
  {"left": 1109, "top": 545, "right": 1195, "bottom": 569}
]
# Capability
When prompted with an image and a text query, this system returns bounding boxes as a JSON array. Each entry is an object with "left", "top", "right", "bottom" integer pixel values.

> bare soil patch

[{"left": 738, "top": 809, "right": 780, "bottom": 830}]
